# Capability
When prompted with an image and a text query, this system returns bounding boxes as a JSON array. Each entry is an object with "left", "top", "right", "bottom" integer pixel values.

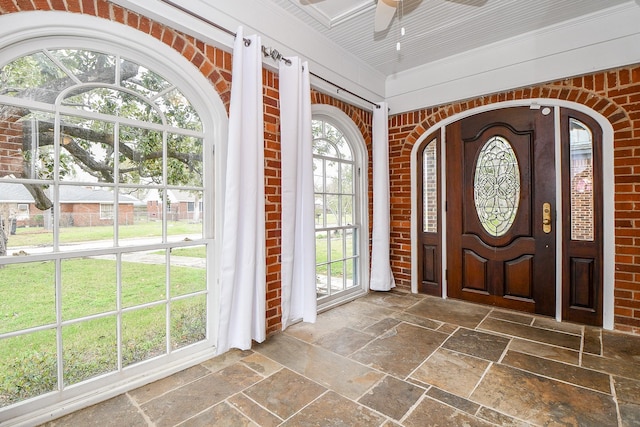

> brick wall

[
  {"left": 387, "top": 67, "right": 640, "bottom": 334},
  {"left": 0, "top": 1, "right": 373, "bottom": 337}
]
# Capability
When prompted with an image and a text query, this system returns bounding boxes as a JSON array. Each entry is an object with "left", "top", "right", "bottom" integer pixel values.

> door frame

[{"left": 410, "top": 99, "right": 615, "bottom": 329}]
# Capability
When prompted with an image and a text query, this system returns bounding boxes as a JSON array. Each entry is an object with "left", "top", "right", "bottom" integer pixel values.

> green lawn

[
  {"left": 315, "top": 233, "right": 355, "bottom": 278},
  {"left": 0, "top": 258, "right": 206, "bottom": 408},
  {"left": 7, "top": 221, "right": 202, "bottom": 248}
]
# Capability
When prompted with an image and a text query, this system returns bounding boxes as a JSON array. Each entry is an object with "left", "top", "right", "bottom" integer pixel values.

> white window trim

[
  {"left": 0, "top": 12, "right": 228, "bottom": 426},
  {"left": 312, "top": 104, "right": 369, "bottom": 313}
]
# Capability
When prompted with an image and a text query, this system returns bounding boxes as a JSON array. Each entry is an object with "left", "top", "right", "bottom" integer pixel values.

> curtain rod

[{"left": 158, "top": 0, "right": 380, "bottom": 109}]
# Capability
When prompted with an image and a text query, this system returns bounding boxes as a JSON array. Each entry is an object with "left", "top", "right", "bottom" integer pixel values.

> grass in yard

[
  {"left": 151, "top": 246, "right": 207, "bottom": 258},
  {"left": 0, "top": 258, "right": 206, "bottom": 408},
  {"left": 6, "top": 221, "right": 202, "bottom": 248},
  {"left": 315, "top": 232, "right": 355, "bottom": 278}
]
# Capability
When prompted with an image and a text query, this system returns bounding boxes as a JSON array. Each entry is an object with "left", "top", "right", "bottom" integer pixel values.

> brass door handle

[{"left": 542, "top": 202, "right": 551, "bottom": 233}]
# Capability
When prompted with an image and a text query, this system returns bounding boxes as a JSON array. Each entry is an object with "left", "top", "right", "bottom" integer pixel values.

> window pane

[
  {"left": 119, "top": 125, "right": 163, "bottom": 185},
  {"left": 167, "top": 134, "right": 203, "bottom": 186},
  {"left": 1, "top": 182, "right": 54, "bottom": 255},
  {"left": 61, "top": 256, "right": 116, "bottom": 320},
  {"left": 341, "top": 163, "right": 354, "bottom": 194},
  {"left": 171, "top": 295, "right": 206, "bottom": 350},
  {"left": 569, "top": 119, "right": 594, "bottom": 241},
  {"left": 121, "top": 252, "right": 166, "bottom": 308},
  {"left": 313, "top": 158, "right": 324, "bottom": 193},
  {"left": 0, "top": 330, "right": 57, "bottom": 408},
  {"left": 59, "top": 116, "right": 115, "bottom": 184},
  {"left": 1, "top": 51, "right": 69, "bottom": 99},
  {"left": 122, "top": 305, "right": 166, "bottom": 368},
  {"left": 0, "top": 261, "right": 55, "bottom": 334},
  {"left": 325, "top": 160, "right": 339, "bottom": 193},
  {"left": 63, "top": 88, "right": 160, "bottom": 124},
  {"left": 331, "top": 229, "right": 345, "bottom": 262},
  {"left": 49, "top": 49, "right": 116, "bottom": 85},
  {"left": 474, "top": 136, "right": 520, "bottom": 237},
  {"left": 59, "top": 185, "right": 115, "bottom": 249},
  {"left": 423, "top": 139, "right": 438, "bottom": 233},
  {"left": 157, "top": 89, "right": 203, "bottom": 131},
  {"left": 170, "top": 245, "right": 206, "bottom": 297},
  {"left": 326, "top": 194, "right": 339, "bottom": 227},
  {"left": 341, "top": 195, "right": 354, "bottom": 226},
  {"left": 118, "top": 187, "right": 162, "bottom": 246},
  {"left": 120, "top": 61, "right": 173, "bottom": 98},
  {"left": 63, "top": 316, "right": 117, "bottom": 386}
]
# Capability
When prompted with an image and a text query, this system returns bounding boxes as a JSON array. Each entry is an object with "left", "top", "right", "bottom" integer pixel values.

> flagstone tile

[
  {"left": 358, "top": 376, "right": 424, "bottom": 420},
  {"left": 475, "top": 406, "right": 531, "bottom": 426},
  {"left": 41, "top": 395, "right": 145, "bottom": 427},
  {"left": 255, "top": 333, "right": 383, "bottom": 400},
  {"left": 619, "top": 402, "right": 640, "bottom": 427},
  {"left": 442, "top": 328, "right": 510, "bottom": 362},
  {"left": 141, "top": 363, "right": 263, "bottom": 427},
  {"left": 488, "top": 310, "right": 534, "bottom": 325},
  {"left": 583, "top": 353, "right": 640, "bottom": 381},
  {"left": 471, "top": 364, "right": 618, "bottom": 426},
  {"left": 281, "top": 391, "right": 387, "bottom": 427},
  {"left": 411, "top": 348, "right": 489, "bottom": 398},
  {"left": 508, "top": 338, "right": 580, "bottom": 365},
  {"left": 532, "top": 316, "right": 583, "bottom": 335},
  {"left": 426, "top": 387, "right": 480, "bottom": 415},
  {"left": 601, "top": 331, "right": 640, "bottom": 363},
  {"left": 128, "top": 364, "right": 211, "bottom": 405},
  {"left": 614, "top": 376, "right": 640, "bottom": 404},
  {"left": 178, "top": 401, "right": 256, "bottom": 427},
  {"left": 239, "top": 352, "right": 283, "bottom": 377},
  {"left": 244, "top": 368, "right": 325, "bottom": 420},
  {"left": 364, "top": 317, "right": 402, "bottom": 336},
  {"left": 406, "top": 297, "right": 491, "bottom": 328},
  {"left": 403, "top": 396, "right": 494, "bottom": 427},
  {"left": 314, "top": 326, "right": 374, "bottom": 356},
  {"left": 351, "top": 323, "right": 448, "bottom": 378},
  {"left": 584, "top": 326, "right": 603, "bottom": 355},
  {"left": 360, "top": 291, "right": 422, "bottom": 311},
  {"left": 200, "top": 349, "right": 254, "bottom": 373},
  {"left": 228, "top": 393, "right": 282, "bottom": 427},
  {"left": 478, "top": 317, "right": 582, "bottom": 350},
  {"left": 391, "top": 311, "right": 443, "bottom": 331},
  {"left": 501, "top": 350, "right": 611, "bottom": 393}
]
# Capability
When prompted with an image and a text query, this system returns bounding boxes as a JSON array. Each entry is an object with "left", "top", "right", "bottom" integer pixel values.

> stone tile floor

[{"left": 42, "top": 291, "right": 640, "bottom": 426}]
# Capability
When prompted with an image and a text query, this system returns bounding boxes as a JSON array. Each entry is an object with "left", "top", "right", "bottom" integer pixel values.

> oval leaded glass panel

[{"left": 474, "top": 136, "right": 520, "bottom": 237}]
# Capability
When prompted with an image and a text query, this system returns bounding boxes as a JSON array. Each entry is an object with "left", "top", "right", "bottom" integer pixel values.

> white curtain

[
  {"left": 369, "top": 102, "right": 396, "bottom": 291},
  {"left": 217, "top": 27, "right": 266, "bottom": 353},
  {"left": 279, "top": 57, "right": 317, "bottom": 329}
]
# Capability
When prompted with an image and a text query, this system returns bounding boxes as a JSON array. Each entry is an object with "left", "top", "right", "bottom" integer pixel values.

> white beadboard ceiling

[{"left": 268, "top": 0, "right": 631, "bottom": 76}]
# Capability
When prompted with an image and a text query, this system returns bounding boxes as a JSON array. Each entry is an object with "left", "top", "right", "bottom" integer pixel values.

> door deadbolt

[{"left": 542, "top": 202, "right": 552, "bottom": 233}]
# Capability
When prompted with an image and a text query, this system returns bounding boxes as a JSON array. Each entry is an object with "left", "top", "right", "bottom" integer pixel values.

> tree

[{"left": 1, "top": 49, "right": 204, "bottom": 214}]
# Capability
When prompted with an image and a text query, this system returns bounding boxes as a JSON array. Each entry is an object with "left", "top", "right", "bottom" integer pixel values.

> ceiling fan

[
  {"left": 374, "top": 0, "right": 403, "bottom": 32},
  {"left": 374, "top": 0, "right": 486, "bottom": 32}
]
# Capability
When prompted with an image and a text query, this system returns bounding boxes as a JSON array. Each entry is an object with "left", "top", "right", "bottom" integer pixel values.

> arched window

[
  {"left": 0, "top": 18, "right": 223, "bottom": 421},
  {"left": 312, "top": 107, "right": 368, "bottom": 308}
]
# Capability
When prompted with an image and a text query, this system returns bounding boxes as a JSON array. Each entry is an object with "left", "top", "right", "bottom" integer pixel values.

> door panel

[
  {"left": 561, "top": 109, "right": 603, "bottom": 325},
  {"left": 417, "top": 134, "right": 441, "bottom": 295},
  {"left": 447, "top": 107, "right": 556, "bottom": 316}
]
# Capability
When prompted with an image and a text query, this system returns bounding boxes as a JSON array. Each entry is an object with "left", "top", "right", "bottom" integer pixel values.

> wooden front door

[{"left": 446, "top": 107, "right": 556, "bottom": 316}]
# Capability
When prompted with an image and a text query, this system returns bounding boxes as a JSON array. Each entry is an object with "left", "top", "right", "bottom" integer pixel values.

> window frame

[
  {"left": 312, "top": 105, "right": 369, "bottom": 312},
  {"left": 0, "top": 13, "right": 228, "bottom": 424}
]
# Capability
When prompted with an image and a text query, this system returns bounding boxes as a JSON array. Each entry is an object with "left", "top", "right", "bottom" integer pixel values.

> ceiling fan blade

[{"left": 374, "top": 0, "right": 398, "bottom": 32}]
